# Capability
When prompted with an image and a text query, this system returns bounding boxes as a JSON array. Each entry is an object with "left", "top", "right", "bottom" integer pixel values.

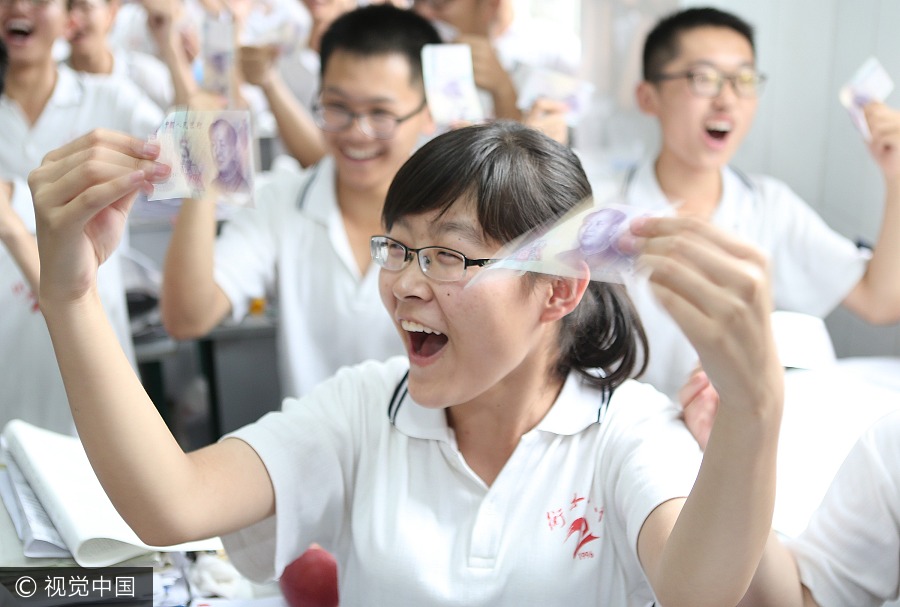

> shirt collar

[
  {"left": 301, "top": 155, "right": 338, "bottom": 225},
  {"left": 392, "top": 371, "right": 606, "bottom": 443},
  {"left": 631, "top": 159, "right": 753, "bottom": 214}
]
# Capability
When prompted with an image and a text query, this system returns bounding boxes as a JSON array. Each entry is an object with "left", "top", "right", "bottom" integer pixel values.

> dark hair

[
  {"left": 642, "top": 7, "right": 755, "bottom": 80},
  {"left": 383, "top": 121, "right": 648, "bottom": 392},
  {"left": 0, "top": 38, "right": 7, "bottom": 97},
  {"left": 319, "top": 5, "right": 441, "bottom": 87}
]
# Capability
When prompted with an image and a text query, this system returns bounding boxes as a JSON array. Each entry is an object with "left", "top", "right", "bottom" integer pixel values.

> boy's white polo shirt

[
  {"left": 213, "top": 156, "right": 404, "bottom": 399},
  {"left": 617, "top": 161, "right": 869, "bottom": 398},
  {"left": 221, "top": 357, "right": 701, "bottom": 606}
]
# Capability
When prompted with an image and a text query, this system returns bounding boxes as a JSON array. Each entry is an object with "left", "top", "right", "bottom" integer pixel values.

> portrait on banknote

[
  {"left": 469, "top": 199, "right": 672, "bottom": 287},
  {"left": 209, "top": 118, "right": 251, "bottom": 194},
  {"left": 150, "top": 110, "right": 254, "bottom": 206},
  {"left": 556, "top": 207, "right": 633, "bottom": 277}
]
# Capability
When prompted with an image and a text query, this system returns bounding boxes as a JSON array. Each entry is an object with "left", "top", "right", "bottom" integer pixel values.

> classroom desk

[
  {"left": 134, "top": 327, "right": 180, "bottom": 427},
  {"left": 197, "top": 315, "right": 282, "bottom": 439},
  {"left": 131, "top": 314, "right": 282, "bottom": 447}
]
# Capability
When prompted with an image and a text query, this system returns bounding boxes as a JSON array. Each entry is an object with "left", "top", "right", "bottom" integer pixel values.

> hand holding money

[
  {"left": 422, "top": 43, "right": 485, "bottom": 127},
  {"left": 839, "top": 57, "right": 895, "bottom": 141},
  {"left": 151, "top": 110, "right": 254, "bottom": 206}
]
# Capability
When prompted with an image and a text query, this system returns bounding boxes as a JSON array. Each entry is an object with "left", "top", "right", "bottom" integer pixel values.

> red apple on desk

[{"left": 279, "top": 545, "right": 339, "bottom": 607}]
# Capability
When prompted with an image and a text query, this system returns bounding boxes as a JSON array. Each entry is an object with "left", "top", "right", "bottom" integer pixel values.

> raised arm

[
  {"left": 842, "top": 102, "right": 900, "bottom": 324},
  {"left": 29, "top": 131, "right": 274, "bottom": 545},
  {"left": 629, "top": 216, "right": 794, "bottom": 607},
  {"left": 144, "top": 0, "right": 200, "bottom": 107},
  {"left": 0, "top": 180, "right": 40, "bottom": 293},
  {"left": 458, "top": 34, "right": 522, "bottom": 122},
  {"left": 159, "top": 187, "right": 233, "bottom": 339},
  {"left": 239, "top": 45, "right": 326, "bottom": 168}
]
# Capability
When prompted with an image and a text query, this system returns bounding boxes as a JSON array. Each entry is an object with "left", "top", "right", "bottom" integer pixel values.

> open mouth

[
  {"left": 705, "top": 119, "right": 732, "bottom": 141},
  {"left": 5, "top": 19, "right": 34, "bottom": 42},
  {"left": 401, "top": 320, "right": 448, "bottom": 358}
]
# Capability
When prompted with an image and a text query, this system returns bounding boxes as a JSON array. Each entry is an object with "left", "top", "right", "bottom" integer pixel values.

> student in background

[
  {"left": 161, "top": 5, "right": 437, "bottom": 400},
  {"left": 789, "top": 410, "right": 900, "bottom": 606},
  {"left": 236, "top": 0, "right": 357, "bottom": 168},
  {"left": 30, "top": 118, "right": 795, "bottom": 606},
  {"left": 411, "top": 0, "right": 579, "bottom": 127},
  {"left": 0, "top": 0, "right": 163, "bottom": 435},
  {"left": 614, "top": 7, "right": 900, "bottom": 441},
  {"left": 64, "top": 0, "right": 174, "bottom": 110}
]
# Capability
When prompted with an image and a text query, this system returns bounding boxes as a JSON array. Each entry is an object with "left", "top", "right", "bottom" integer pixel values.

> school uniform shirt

[
  {"left": 213, "top": 156, "right": 404, "bottom": 400},
  {"left": 220, "top": 357, "right": 703, "bottom": 607},
  {"left": 66, "top": 49, "right": 175, "bottom": 112},
  {"left": 615, "top": 161, "right": 869, "bottom": 399},
  {"left": 0, "top": 64, "right": 164, "bottom": 434},
  {"left": 789, "top": 410, "right": 900, "bottom": 607}
]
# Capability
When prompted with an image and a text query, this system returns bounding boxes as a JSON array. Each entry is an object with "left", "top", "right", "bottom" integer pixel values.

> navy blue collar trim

[{"left": 388, "top": 371, "right": 410, "bottom": 425}]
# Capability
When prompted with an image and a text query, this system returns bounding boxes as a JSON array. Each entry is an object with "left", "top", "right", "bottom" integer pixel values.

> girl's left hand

[{"left": 629, "top": 215, "right": 782, "bottom": 413}]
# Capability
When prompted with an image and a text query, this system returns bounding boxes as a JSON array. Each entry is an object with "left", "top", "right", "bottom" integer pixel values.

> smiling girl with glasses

[{"left": 28, "top": 119, "right": 794, "bottom": 606}]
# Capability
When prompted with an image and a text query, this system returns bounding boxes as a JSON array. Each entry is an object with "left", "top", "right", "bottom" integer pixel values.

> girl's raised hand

[
  {"left": 28, "top": 130, "right": 171, "bottom": 306},
  {"left": 629, "top": 215, "right": 782, "bottom": 413}
]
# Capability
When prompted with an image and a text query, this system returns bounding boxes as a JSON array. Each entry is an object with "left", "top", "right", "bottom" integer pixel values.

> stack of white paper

[{"left": 1, "top": 420, "right": 221, "bottom": 567}]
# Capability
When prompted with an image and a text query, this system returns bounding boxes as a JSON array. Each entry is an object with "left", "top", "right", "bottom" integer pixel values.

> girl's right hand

[{"left": 28, "top": 130, "right": 170, "bottom": 306}]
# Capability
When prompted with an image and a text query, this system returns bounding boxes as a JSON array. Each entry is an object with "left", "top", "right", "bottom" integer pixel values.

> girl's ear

[{"left": 540, "top": 273, "right": 589, "bottom": 323}]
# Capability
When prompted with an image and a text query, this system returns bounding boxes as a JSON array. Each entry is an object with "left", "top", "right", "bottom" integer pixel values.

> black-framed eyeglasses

[
  {"left": 371, "top": 235, "right": 499, "bottom": 283},
  {"left": 312, "top": 98, "right": 427, "bottom": 140},
  {"left": 649, "top": 64, "right": 767, "bottom": 98}
]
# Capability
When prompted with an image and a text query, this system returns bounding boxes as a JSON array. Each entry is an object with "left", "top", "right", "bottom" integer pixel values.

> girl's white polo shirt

[{"left": 221, "top": 357, "right": 701, "bottom": 606}]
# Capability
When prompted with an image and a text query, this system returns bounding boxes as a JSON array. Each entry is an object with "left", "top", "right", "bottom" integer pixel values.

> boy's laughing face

[
  {"left": 639, "top": 26, "right": 759, "bottom": 175},
  {"left": 318, "top": 49, "right": 433, "bottom": 197}
]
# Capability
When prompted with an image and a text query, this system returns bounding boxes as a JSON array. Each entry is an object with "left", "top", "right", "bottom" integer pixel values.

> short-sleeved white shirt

[
  {"left": 789, "top": 410, "right": 900, "bottom": 607},
  {"left": 614, "top": 161, "right": 869, "bottom": 398},
  {"left": 65, "top": 49, "right": 175, "bottom": 111},
  {"left": 0, "top": 64, "right": 163, "bottom": 434},
  {"left": 213, "top": 156, "right": 404, "bottom": 398},
  {"left": 220, "top": 357, "right": 703, "bottom": 606}
]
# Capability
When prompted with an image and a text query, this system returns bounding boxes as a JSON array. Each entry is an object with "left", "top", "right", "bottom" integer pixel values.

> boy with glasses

[
  {"left": 161, "top": 4, "right": 439, "bottom": 403},
  {"left": 616, "top": 7, "right": 900, "bottom": 438},
  {"left": 0, "top": 0, "right": 163, "bottom": 434}
]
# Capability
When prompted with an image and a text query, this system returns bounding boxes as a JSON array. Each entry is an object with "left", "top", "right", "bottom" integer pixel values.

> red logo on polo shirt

[{"left": 545, "top": 493, "right": 605, "bottom": 559}]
